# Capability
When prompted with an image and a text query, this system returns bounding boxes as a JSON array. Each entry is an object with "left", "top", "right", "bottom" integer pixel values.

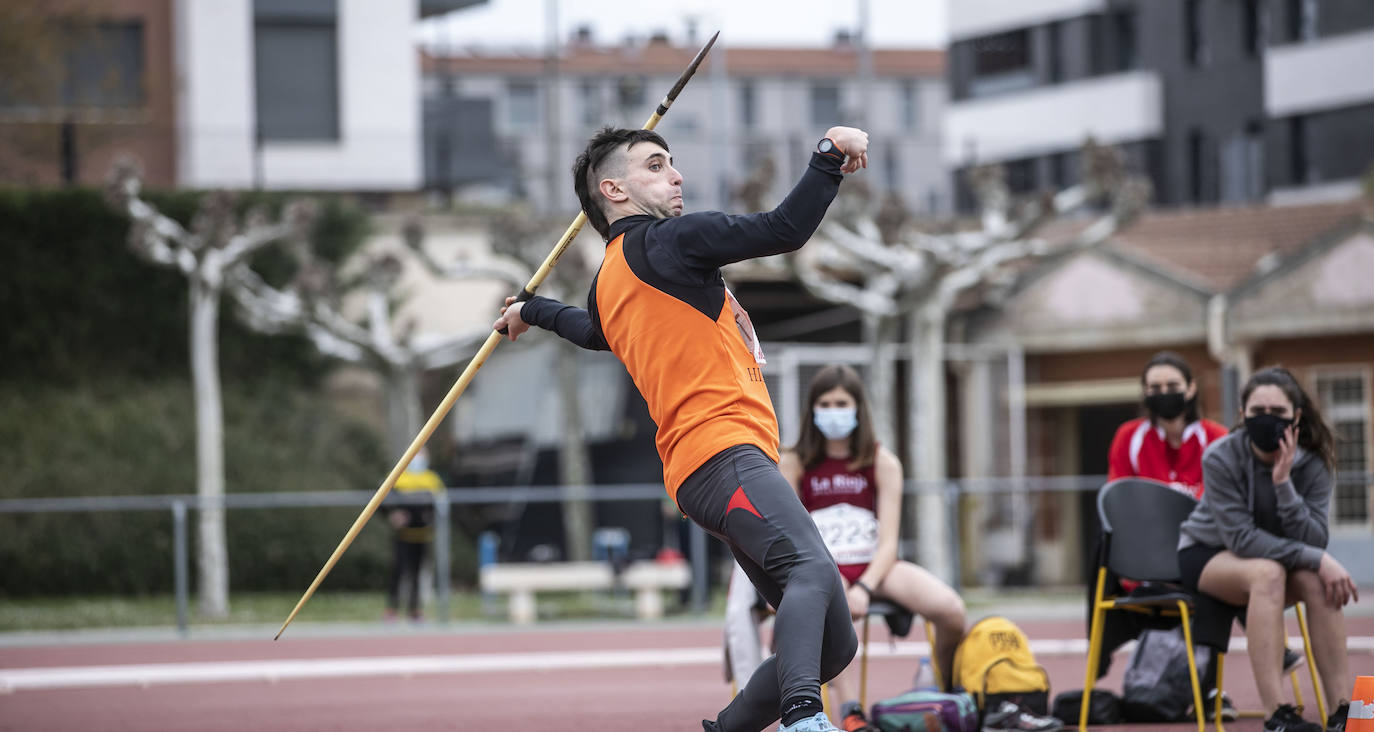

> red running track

[{"left": 1, "top": 615, "right": 1369, "bottom": 732}]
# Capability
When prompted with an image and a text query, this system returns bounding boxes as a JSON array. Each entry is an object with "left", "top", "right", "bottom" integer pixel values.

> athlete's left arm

[
  {"left": 658, "top": 152, "right": 845, "bottom": 272},
  {"left": 495, "top": 295, "right": 610, "bottom": 351},
  {"left": 857, "top": 447, "right": 904, "bottom": 590}
]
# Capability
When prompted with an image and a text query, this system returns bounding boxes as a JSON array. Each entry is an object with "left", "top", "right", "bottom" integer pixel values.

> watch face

[{"left": 818, "top": 139, "right": 834, "bottom": 154}]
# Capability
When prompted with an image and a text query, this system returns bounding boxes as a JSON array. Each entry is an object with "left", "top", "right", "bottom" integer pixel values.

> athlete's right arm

[
  {"left": 656, "top": 126, "right": 869, "bottom": 272},
  {"left": 492, "top": 295, "right": 609, "bottom": 351}
]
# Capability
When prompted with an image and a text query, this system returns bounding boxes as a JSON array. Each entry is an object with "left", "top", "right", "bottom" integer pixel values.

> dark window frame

[
  {"left": 1186, "top": 0, "right": 1209, "bottom": 68},
  {"left": 253, "top": 5, "right": 341, "bottom": 142}
]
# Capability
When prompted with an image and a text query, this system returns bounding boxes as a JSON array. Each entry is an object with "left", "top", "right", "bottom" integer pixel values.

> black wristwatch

[{"left": 817, "top": 137, "right": 843, "bottom": 159}]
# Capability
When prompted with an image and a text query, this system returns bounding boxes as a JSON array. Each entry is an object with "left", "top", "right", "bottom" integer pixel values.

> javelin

[{"left": 275, "top": 31, "right": 720, "bottom": 640}]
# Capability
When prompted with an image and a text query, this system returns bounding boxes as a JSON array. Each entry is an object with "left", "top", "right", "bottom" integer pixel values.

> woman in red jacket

[{"left": 1107, "top": 351, "right": 1228, "bottom": 497}]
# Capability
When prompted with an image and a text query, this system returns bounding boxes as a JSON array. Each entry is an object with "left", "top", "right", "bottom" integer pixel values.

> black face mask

[
  {"left": 1245, "top": 413, "right": 1293, "bottom": 453},
  {"left": 1145, "top": 392, "right": 1188, "bottom": 420}
]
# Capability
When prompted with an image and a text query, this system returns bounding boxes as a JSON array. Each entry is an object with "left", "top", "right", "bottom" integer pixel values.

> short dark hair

[{"left": 572, "top": 127, "right": 670, "bottom": 240}]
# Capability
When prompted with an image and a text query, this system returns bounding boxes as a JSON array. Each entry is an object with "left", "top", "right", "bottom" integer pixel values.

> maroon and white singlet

[{"left": 798, "top": 455, "right": 879, "bottom": 583}]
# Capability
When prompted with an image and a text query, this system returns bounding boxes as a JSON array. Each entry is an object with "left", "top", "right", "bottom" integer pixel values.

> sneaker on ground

[
  {"left": 1205, "top": 689, "right": 1239, "bottom": 722},
  {"left": 1282, "top": 647, "right": 1306, "bottom": 675},
  {"left": 1265, "top": 703, "right": 1323, "bottom": 732},
  {"left": 1326, "top": 702, "right": 1349, "bottom": 732},
  {"left": 981, "top": 701, "right": 1064, "bottom": 732},
  {"left": 778, "top": 711, "right": 841, "bottom": 732}
]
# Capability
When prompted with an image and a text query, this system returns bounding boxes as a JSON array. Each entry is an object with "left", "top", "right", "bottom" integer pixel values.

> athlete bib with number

[{"left": 809, "top": 502, "right": 879, "bottom": 565}]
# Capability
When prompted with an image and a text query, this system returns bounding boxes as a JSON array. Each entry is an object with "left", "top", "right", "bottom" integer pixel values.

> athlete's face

[{"left": 612, "top": 143, "right": 683, "bottom": 219}]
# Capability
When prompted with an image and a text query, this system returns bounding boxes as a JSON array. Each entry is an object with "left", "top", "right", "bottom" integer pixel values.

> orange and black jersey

[{"left": 520, "top": 150, "right": 845, "bottom": 499}]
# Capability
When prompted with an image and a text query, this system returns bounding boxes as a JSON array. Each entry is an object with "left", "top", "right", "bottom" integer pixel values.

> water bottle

[{"left": 913, "top": 657, "right": 938, "bottom": 690}]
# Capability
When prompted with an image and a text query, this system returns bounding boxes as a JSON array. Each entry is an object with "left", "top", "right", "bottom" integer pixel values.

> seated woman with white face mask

[{"left": 778, "top": 364, "right": 967, "bottom": 732}]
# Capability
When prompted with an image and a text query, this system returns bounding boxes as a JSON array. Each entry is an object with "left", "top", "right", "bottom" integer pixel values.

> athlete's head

[
  {"left": 794, "top": 364, "right": 878, "bottom": 471},
  {"left": 573, "top": 127, "right": 680, "bottom": 240},
  {"left": 1140, "top": 350, "right": 1199, "bottom": 424}
]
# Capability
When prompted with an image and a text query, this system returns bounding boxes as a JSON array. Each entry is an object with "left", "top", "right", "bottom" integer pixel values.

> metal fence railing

[{"left": 2, "top": 473, "right": 1369, "bottom": 636}]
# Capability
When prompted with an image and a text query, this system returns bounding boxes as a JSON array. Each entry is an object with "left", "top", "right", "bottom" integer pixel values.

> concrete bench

[{"left": 479, "top": 560, "right": 691, "bottom": 624}]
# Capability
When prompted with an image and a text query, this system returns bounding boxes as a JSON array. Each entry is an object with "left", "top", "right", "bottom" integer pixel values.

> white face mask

[
  {"left": 408, "top": 454, "right": 429, "bottom": 473},
  {"left": 813, "top": 406, "right": 858, "bottom": 440}
]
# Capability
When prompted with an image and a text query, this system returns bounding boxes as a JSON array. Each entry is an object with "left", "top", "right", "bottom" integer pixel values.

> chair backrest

[{"left": 1097, "top": 478, "right": 1199, "bottom": 582}]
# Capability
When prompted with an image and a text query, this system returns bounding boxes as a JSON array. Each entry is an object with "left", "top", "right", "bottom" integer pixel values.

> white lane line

[{"left": 1, "top": 636, "right": 1369, "bottom": 692}]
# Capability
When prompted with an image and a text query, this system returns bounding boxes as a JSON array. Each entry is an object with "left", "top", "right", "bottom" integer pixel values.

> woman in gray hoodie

[{"left": 1177, "top": 367, "right": 1357, "bottom": 732}]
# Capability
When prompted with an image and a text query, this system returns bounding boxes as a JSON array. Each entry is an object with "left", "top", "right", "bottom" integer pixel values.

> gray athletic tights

[{"left": 676, "top": 445, "right": 858, "bottom": 732}]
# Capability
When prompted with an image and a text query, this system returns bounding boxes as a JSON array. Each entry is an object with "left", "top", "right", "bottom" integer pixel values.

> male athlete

[{"left": 494, "top": 124, "right": 869, "bottom": 732}]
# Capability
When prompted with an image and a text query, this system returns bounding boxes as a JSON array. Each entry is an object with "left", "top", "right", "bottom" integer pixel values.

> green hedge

[
  {"left": 0, "top": 186, "right": 367, "bottom": 386},
  {"left": 0, "top": 380, "right": 406, "bottom": 595},
  {"left": 0, "top": 187, "right": 461, "bottom": 596}
]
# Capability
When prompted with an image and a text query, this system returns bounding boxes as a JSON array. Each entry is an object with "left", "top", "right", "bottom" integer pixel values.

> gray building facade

[
  {"left": 945, "top": 0, "right": 1374, "bottom": 210},
  {"left": 421, "top": 34, "right": 948, "bottom": 216}
]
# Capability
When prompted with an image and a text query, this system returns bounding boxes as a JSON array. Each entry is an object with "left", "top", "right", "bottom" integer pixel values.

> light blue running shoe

[{"left": 778, "top": 712, "right": 841, "bottom": 732}]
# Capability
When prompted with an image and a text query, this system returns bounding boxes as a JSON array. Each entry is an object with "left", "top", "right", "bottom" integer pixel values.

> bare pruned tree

[
  {"left": 106, "top": 160, "right": 313, "bottom": 618},
  {"left": 229, "top": 217, "right": 525, "bottom": 459},
  {"left": 790, "top": 138, "right": 1152, "bottom": 580}
]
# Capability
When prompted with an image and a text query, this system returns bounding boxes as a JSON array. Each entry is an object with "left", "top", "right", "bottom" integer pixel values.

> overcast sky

[{"left": 418, "top": 0, "right": 946, "bottom": 51}]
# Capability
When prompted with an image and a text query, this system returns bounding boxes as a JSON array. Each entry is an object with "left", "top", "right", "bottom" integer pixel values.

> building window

[
  {"left": 579, "top": 80, "right": 600, "bottom": 127},
  {"left": 883, "top": 147, "right": 900, "bottom": 190},
  {"left": 809, "top": 81, "right": 841, "bottom": 128},
  {"left": 1094, "top": 9, "right": 1139, "bottom": 73},
  {"left": 1289, "top": 114, "right": 1311, "bottom": 184},
  {"left": 254, "top": 0, "right": 339, "bottom": 142},
  {"left": 1047, "top": 21, "right": 1064, "bottom": 83},
  {"left": 970, "top": 29, "right": 1034, "bottom": 97},
  {"left": 1220, "top": 121, "right": 1265, "bottom": 202},
  {"left": 63, "top": 21, "right": 145, "bottom": 108},
  {"left": 739, "top": 80, "right": 756, "bottom": 129},
  {"left": 1287, "top": 0, "right": 1318, "bottom": 42},
  {"left": 1107, "top": 9, "right": 1139, "bottom": 72},
  {"left": 1243, "top": 0, "right": 1265, "bottom": 56},
  {"left": 506, "top": 80, "right": 538, "bottom": 130},
  {"left": 616, "top": 75, "right": 645, "bottom": 116},
  {"left": 1315, "top": 369, "right": 1371, "bottom": 527},
  {"left": 1185, "top": 0, "right": 1209, "bottom": 68},
  {"left": 1049, "top": 150, "right": 1077, "bottom": 189},
  {"left": 1005, "top": 157, "right": 1036, "bottom": 194},
  {"left": 1188, "top": 128, "right": 1210, "bottom": 202},
  {"left": 899, "top": 80, "right": 918, "bottom": 130}
]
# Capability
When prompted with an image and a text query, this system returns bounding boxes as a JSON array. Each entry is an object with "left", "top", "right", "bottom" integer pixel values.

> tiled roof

[
  {"left": 421, "top": 42, "right": 944, "bottom": 78},
  {"left": 1107, "top": 199, "right": 1366, "bottom": 292}
]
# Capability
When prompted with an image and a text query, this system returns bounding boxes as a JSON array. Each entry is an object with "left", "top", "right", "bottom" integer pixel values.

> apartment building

[
  {"left": 944, "top": 0, "right": 1374, "bottom": 209},
  {"left": 421, "top": 32, "right": 948, "bottom": 215},
  {"left": 1, "top": 0, "right": 482, "bottom": 190}
]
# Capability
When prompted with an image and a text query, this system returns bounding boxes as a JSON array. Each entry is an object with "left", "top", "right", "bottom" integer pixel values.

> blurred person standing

[{"left": 385, "top": 448, "right": 443, "bottom": 622}]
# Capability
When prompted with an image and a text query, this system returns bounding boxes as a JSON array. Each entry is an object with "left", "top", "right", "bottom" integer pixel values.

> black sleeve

[
  {"left": 518, "top": 295, "right": 610, "bottom": 351},
  {"left": 651, "top": 151, "right": 845, "bottom": 273}
]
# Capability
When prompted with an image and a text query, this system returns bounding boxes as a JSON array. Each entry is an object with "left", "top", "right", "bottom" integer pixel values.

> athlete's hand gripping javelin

[{"left": 494, "top": 295, "right": 531, "bottom": 342}]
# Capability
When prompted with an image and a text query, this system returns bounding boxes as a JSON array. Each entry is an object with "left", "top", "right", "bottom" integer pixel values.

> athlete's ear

[{"left": 599, "top": 177, "right": 628, "bottom": 204}]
